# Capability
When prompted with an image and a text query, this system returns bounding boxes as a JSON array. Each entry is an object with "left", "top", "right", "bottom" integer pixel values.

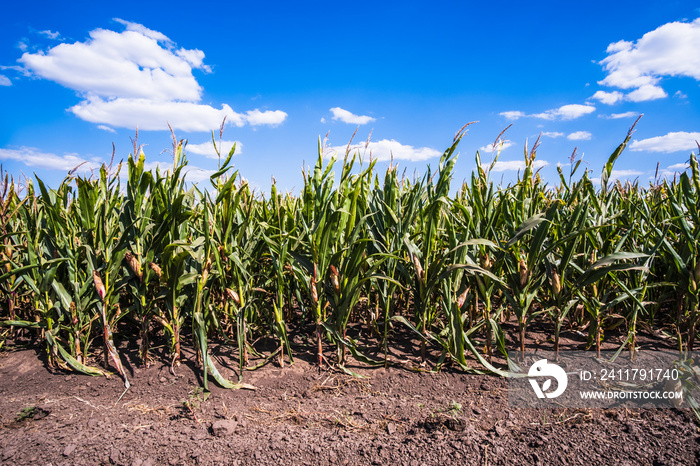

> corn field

[{"left": 1, "top": 121, "right": 699, "bottom": 390}]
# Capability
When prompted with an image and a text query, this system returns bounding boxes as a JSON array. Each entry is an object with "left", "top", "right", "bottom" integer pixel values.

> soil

[{"left": 1, "top": 322, "right": 699, "bottom": 466}]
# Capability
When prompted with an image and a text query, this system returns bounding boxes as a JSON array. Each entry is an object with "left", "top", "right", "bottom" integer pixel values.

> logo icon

[{"left": 528, "top": 359, "right": 568, "bottom": 399}]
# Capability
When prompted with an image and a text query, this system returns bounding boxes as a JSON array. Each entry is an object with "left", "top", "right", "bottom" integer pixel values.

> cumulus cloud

[
  {"left": 479, "top": 140, "right": 515, "bottom": 153},
  {"left": 38, "top": 30, "right": 61, "bottom": 40},
  {"left": 590, "top": 90, "right": 623, "bottom": 105},
  {"left": 17, "top": 19, "right": 286, "bottom": 132},
  {"left": 500, "top": 111, "right": 525, "bottom": 120},
  {"left": 69, "top": 97, "right": 286, "bottom": 132},
  {"left": 626, "top": 84, "right": 667, "bottom": 102},
  {"left": 0, "top": 75, "right": 11, "bottom": 86},
  {"left": 97, "top": 125, "right": 116, "bottom": 133},
  {"left": 532, "top": 104, "right": 596, "bottom": 120},
  {"left": 186, "top": 140, "right": 241, "bottom": 159},
  {"left": 329, "top": 139, "right": 440, "bottom": 162},
  {"left": 629, "top": 131, "right": 700, "bottom": 153},
  {"left": 20, "top": 24, "right": 205, "bottom": 102},
  {"left": 487, "top": 160, "right": 549, "bottom": 172},
  {"left": 330, "top": 107, "right": 376, "bottom": 125},
  {"left": 0, "top": 146, "right": 101, "bottom": 172},
  {"left": 70, "top": 98, "right": 245, "bottom": 131},
  {"left": 245, "top": 109, "right": 288, "bottom": 126},
  {"left": 113, "top": 18, "right": 171, "bottom": 44},
  {"left": 542, "top": 132, "right": 564, "bottom": 138},
  {"left": 600, "top": 111, "right": 638, "bottom": 119},
  {"left": 567, "top": 131, "right": 592, "bottom": 141},
  {"left": 610, "top": 169, "right": 643, "bottom": 178},
  {"left": 656, "top": 162, "right": 690, "bottom": 179},
  {"left": 598, "top": 18, "right": 700, "bottom": 101},
  {"left": 666, "top": 162, "right": 691, "bottom": 171},
  {"left": 130, "top": 160, "right": 217, "bottom": 184},
  {"left": 502, "top": 104, "right": 595, "bottom": 121}
]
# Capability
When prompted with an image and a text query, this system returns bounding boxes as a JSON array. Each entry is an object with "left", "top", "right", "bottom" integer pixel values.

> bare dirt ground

[{"left": 1, "top": 323, "right": 699, "bottom": 466}]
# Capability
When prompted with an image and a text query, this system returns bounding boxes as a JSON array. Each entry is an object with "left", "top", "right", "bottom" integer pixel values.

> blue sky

[{"left": 2, "top": 1, "right": 700, "bottom": 193}]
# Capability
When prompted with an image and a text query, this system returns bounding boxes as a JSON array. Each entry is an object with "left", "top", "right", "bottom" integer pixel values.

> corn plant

[
  {"left": 401, "top": 130, "right": 463, "bottom": 362},
  {"left": 2, "top": 123, "right": 700, "bottom": 389},
  {"left": 366, "top": 163, "right": 421, "bottom": 366}
]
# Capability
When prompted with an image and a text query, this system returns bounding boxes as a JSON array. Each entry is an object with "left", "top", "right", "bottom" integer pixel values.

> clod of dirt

[
  {"left": 211, "top": 419, "right": 237, "bottom": 437},
  {"left": 63, "top": 444, "right": 77, "bottom": 457}
]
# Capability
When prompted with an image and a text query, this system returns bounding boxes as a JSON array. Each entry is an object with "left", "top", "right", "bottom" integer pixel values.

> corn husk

[
  {"left": 125, "top": 252, "right": 142, "bottom": 282},
  {"left": 456, "top": 287, "right": 469, "bottom": 308},
  {"left": 92, "top": 270, "right": 106, "bottom": 300},
  {"left": 518, "top": 259, "right": 528, "bottom": 288},
  {"left": 480, "top": 253, "right": 491, "bottom": 271},
  {"left": 310, "top": 276, "right": 318, "bottom": 305},
  {"left": 551, "top": 270, "right": 561, "bottom": 297},
  {"left": 412, "top": 254, "right": 425, "bottom": 283},
  {"left": 330, "top": 265, "right": 340, "bottom": 294},
  {"left": 149, "top": 262, "right": 163, "bottom": 280},
  {"left": 225, "top": 288, "right": 240, "bottom": 306}
]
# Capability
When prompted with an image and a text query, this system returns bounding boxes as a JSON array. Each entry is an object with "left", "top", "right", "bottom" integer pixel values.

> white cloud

[
  {"left": 0, "top": 144, "right": 218, "bottom": 184},
  {"left": 590, "top": 90, "right": 623, "bottom": 105},
  {"left": 567, "top": 131, "right": 592, "bottom": 141},
  {"left": 245, "top": 109, "right": 287, "bottom": 126},
  {"left": 70, "top": 97, "right": 245, "bottom": 131},
  {"left": 39, "top": 30, "right": 61, "bottom": 40},
  {"left": 630, "top": 131, "right": 700, "bottom": 153},
  {"left": 70, "top": 98, "right": 287, "bottom": 131},
  {"left": 610, "top": 169, "right": 643, "bottom": 178},
  {"left": 500, "top": 105, "right": 595, "bottom": 122},
  {"left": 330, "top": 107, "right": 376, "bottom": 125},
  {"left": 20, "top": 24, "right": 205, "bottom": 102},
  {"left": 600, "top": 111, "right": 638, "bottom": 119},
  {"left": 500, "top": 111, "right": 525, "bottom": 120},
  {"left": 186, "top": 140, "right": 241, "bottom": 159},
  {"left": 181, "top": 167, "right": 218, "bottom": 183},
  {"left": 487, "top": 160, "right": 549, "bottom": 172},
  {"left": 112, "top": 18, "right": 172, "bottom": 45},
  {"left": 330, "top": 139, "right": 440, "bottom": 162},
  {"left": 598, "top": 18, "right": 700, "bottom": 101},
  {"left": 626, "top": 84, "right": 667, "bottom": 102},
  {"left": 674, "top": 90, "right": 688, "bottom": 99},
  {"left": 0, "top": 65, "right": 29, "bottom": 77},
  {"left": 533, "top": 104, "right": 596, "bottom": 120},
  {"left": 97, "top": 125, "right": 116, "bottom": 133},
  {"left": 137, "top": 160, "right": 216, "bottom": 184},
  {"left": 479, "top": 140, "right": 515, "bottom": 153},
  {"left": 17, "top": 20, "right": 285, "bottom": 132},
  {"left": 0, "top": 75, "right": 11, "bottom": 86},
  {"left": 542, "top": 131, "right": 564, "bottom": 138},
  {"left": 667, "top": 162, "right": 690, "bottom": 170},
  {"left": 657, "top": 163, "right": 690, "bottom": 179},
  {"left": 0, "top": 146, "right": 101, "bottom": 172}
]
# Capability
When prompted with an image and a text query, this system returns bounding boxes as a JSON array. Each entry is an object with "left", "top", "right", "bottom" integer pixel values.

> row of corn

[{"left": 1, "top": 122, "right": 699, "bottom": 389}]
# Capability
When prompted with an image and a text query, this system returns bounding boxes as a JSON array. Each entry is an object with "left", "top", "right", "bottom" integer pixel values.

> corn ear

[
  {"left": 330, "top": 265, "right": 340, "bottom": 294},
  {"left": 518, "top": 259, "right": 528, "bottom": 288},
  {"left": 148, "top": 262, "right": 162, "bottom": 280},
  {"left": 92, "top": 270, "right": 106, "bottom": 300},
  {"left": 226, "top": 288, "right": 240, "bottom": 306},
  {"left": 125, "top": 252, "right": 142, "bottom": 282},
  {"left": 551, "top": 270, "right": 561, "bottom": 297}
]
